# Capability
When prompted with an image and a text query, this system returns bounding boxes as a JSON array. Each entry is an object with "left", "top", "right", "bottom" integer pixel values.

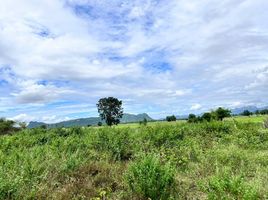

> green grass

[
  {"left": 0, "top": 118, "right": 268, "bottom": 199},
  {"left": 225, "top": 115, "right": 268, "bottom": 123}
]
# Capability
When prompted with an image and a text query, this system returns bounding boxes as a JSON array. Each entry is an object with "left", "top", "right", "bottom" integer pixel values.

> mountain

[
  {"left": 27, "top": 113, "right": 153, "bottom": 128},
  {"left": 231, "top": 106, "right": 268, "bottom": 115}
]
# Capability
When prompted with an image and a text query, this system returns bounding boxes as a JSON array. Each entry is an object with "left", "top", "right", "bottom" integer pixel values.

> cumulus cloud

[{"left": 0, "top": 0, "right": 268, "bottom": 121}]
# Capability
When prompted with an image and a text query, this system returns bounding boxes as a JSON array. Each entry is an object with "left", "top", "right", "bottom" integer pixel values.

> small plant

[{"left": 125, "top": 154, "right": 175, "bottom": 200}]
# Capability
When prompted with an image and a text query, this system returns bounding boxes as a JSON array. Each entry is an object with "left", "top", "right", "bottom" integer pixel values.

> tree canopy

[{"left": 96, "top": 97, "right": 123, "bottom": 126}]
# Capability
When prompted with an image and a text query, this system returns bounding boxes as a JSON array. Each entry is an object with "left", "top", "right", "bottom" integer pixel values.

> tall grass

[{"left": 0, "top": 120, "right": 267, "bottom": 199}]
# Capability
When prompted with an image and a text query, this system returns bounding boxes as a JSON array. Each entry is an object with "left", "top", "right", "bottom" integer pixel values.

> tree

[
  {"left": 214, "top": 107, "right": 231, "bottom": 121},
  {"left": 0, "top": 118, "right": 16, "bottom": 135},
  {"left": 188, "top": 114, "right": 197, "bottom": 123},
  {"left": 241, "top": 110, "right": 252, "bottom": 116},
  {"left": 260, "top": 109, "right": 268, "bottom": 115},
  {"left": 201, "top": 112, "right": 212, "bottom": 122},
  {"left": 139, "top": 118, "right": 148, "bottom": 126},
  {"left": 96, "top": 97, "right": 123, "bottom": 126},
  {"left": 19, "top": 122, "right": 27, "bottom": 129},
  {"left": 166, "top": 115, "right": 176, "bottom": 122},
  {"left": 97, "top": 122, "right": 102, "bottom": 126}
]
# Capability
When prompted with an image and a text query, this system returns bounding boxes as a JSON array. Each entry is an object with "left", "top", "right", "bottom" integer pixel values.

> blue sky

[{"left": 0, "top": 0, "right": 268, "bottom": 122}]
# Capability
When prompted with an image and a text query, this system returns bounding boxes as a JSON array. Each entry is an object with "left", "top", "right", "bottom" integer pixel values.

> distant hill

[
  {"left": 231, "top": 106, "right": 268, "bottom": 115},
  {"left": 28, "top": 113, "right": 153, "bottom": 128}
]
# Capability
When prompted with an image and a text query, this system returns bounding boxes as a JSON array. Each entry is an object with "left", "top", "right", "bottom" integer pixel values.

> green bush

[
  {"left": 125, "top": 154, "right": 175, "bottom": 200},
  {"left": 93, "top": 128, "right": 132, "bottom": 160}
]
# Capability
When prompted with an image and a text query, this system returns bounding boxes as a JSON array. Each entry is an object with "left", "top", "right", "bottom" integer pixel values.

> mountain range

[{"left": 27, "top": 113, "right": 153, "bottom": 128}]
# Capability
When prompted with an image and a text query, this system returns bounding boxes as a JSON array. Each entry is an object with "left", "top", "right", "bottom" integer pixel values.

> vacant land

[{"left": 0, "top": 116, "right": 268, "bottom": 199}]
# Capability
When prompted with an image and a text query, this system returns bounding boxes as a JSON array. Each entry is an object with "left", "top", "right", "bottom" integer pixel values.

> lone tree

[
  {"left": 241, "top": 110, "right": 253, "bottom": 116},
  {"left": 97, "top": 97, "right": 123, "bottom": 126},
  {"left": 166, "top": 115, "right": 176, "bottom": 122},
  {"left": 214, "top": 107, "right": 231, "bottom": 121}
]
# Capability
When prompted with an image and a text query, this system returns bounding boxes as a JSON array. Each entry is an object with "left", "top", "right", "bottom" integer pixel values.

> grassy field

[
  {"left": 0, "top": 116, "right": 268, "bottom": 199},
  {"left": 225, "top": 115, "right": 268, "bottom": 123}
]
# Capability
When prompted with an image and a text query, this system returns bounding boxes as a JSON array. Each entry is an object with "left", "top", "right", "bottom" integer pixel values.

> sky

[{"left": 0, "top": 0, "right": 268, "bottom": 123}]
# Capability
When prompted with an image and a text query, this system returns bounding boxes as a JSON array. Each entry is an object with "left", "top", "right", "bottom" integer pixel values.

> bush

[
  {"left": 125, "top": 154, "right": 175, "bottom": 200},
  {"left": 93, "top": 128, "right": 132, "bottom": 160}
]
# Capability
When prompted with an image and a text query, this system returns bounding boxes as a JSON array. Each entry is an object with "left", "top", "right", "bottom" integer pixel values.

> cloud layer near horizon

[{"left": 0, "top": 0, "right": 268, "bottom": 122}]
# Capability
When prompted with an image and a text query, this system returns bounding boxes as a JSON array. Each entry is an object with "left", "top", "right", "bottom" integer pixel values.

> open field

[{"left": 0, "top": 117, "right": 268, "bottom": 199}]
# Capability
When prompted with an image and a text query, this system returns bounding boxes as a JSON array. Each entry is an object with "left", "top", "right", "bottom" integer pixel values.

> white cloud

[{"left": 190, "top": 103, "right": 202, "bottom": 111}]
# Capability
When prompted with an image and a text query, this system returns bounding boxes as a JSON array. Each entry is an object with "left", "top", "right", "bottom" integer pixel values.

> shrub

[
  {"left": 125, "top": 154, "right": 175, "bottom": 200},
  {"left": 93, "top": 128, "right": 132, "bottom": 160}
]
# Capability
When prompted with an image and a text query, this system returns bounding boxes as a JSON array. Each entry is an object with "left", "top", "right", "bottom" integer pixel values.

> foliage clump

[{"left": 125, "top": 154, "right": 175, "bottom": 200}]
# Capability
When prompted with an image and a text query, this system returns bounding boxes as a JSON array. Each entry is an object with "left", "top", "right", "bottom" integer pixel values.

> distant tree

[
  {"left": 139, "top": 118, "right": 148, "bottom": 126},
  {"left": 188, "top": 114, "right": 197, "bottom": 123},
  {"left": 96, "top": 97, "right": 123, "bottom": 126},
  {"left": 214, "top": 107, "right": 231, "bottom": 121},
  {"left": 166, "top": 115, "right": 176, "bottom": 122},
  {"left": 260, "top": 109, "right": 268, "bottom": 115},
  {"left": 97, "top": 122, "right": 102, "bottom": 126},
  {"left": 19, "top": 122, "right": 27, "bottom": 129},
  {"left": 255, "top": 110, "right": 260, "bottom": 115},
  {"left": 241, "top": 110, "right": 253, "bottom": 116},
  {"left": 201, "top": 112, "right": 212, "bottom": 122},
  {"left": 40, "top": 124, "right": 47, "bottom": 129}
]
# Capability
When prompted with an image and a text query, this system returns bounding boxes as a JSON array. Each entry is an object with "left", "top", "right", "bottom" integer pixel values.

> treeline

[
  {"left": 187, "top": 107, "right": 231, "bottom": 123},
  {"left": 239, "top": 109, "right": 268, "bottom": 116},
  {"left": 166, "top": 107, "right": 268, "bottom": 123}
]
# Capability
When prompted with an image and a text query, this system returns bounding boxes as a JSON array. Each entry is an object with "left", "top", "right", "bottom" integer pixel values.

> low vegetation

[{"left": 0, "top": 116, "right": 268, "bottom": 199}]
